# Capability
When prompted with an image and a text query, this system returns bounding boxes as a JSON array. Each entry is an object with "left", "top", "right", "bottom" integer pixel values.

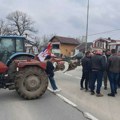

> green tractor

[{"left": 0, "top": 36, "right": 48, "bottom": 99}]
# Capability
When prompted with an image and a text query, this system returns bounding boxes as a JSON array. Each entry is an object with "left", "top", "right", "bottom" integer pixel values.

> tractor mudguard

[
  {"left": 6, "top": 52, "right": 34, "bottom": 66},
  {"left": 0, "top": 62, "right": 8, "bottom": 73},
  {"left": 14, "top": 59, "right": 46, "bottom": 70}
]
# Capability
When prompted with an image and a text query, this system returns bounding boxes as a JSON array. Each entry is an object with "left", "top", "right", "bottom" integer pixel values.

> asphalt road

[
  {"left": 55, "top": 66, "right": 120, "bottom": 120},
  {"left": 0, "top": 89, "right": 86, "bottom": 120}
]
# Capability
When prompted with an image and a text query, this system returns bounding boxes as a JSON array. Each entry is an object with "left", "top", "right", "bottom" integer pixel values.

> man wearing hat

[{"left": 90, "top": 50, "right": 106, "bottom": 97}]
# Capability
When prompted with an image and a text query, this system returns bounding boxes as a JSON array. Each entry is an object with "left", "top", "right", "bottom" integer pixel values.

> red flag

[{"left": 38, "top": 43, "right": 52, "bottom": 61}]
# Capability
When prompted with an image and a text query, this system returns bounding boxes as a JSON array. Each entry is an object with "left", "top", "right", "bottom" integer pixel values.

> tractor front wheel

[{"left": 15, "top": 66, "right": 48, "bottom": 100}]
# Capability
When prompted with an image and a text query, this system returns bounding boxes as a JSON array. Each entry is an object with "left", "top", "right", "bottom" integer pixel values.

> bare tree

[
  {"left": 31, "top": 35, "right": 54, "bottom": 51},
  {"left": 41, "top": 35, "right": 50, "bottom": 45},
  {"left": 28, "top": 35, "right": 50, "bottom": 49},
  {"left": 6, "top": 11, "right": 37, "bottom": 36},
  {"left": 0, "top": 19, "right": 12, "bottom": 35},
  {"left": 24, "top": 34, "right": 55, "bottom": 52}
]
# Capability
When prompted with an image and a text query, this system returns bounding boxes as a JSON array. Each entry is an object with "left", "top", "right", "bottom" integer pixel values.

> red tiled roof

[{"left": 50, "top": 36, "right": 80, "bottom": 45}]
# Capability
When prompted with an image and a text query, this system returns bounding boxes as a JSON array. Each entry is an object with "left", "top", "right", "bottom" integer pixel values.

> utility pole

[{"left": 85, "top": 0, "right": 89, "bottom": 52}]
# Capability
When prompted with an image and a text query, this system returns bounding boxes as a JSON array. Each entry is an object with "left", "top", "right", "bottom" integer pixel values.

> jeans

[
  {"left": 91, "top": 71, "right": 103, "bottom": 94},
  {"left": 80, "top": 71, "right": 90, "bottom": 90},
  {"left": 117, "top": 73, "right": 120, "bottom": 87},
  {"left": 108, "top": 72, "right": 119, "bottom": 95},
  {"left": 49, "top": 76, "right": 58, "bottom": 90},
  {"left": 103, "top": 71, "right": 108, "bottom": 88},
  {"left": 80, "top": 71, "right": 85, "bottom": 88}
]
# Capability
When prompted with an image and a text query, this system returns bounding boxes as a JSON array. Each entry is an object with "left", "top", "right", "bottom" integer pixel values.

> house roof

[{"left": 50, "top": 36, "right": 80, "bottom": 45}]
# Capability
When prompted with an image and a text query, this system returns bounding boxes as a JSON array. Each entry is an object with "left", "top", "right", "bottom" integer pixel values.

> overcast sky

[{"left": 1, "top": 0, "right": 120, "bottom": 42}]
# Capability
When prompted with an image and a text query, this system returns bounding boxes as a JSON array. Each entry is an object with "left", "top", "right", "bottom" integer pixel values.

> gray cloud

[{"left": 0, "top": 0, "right": 120, "bottom": 41}]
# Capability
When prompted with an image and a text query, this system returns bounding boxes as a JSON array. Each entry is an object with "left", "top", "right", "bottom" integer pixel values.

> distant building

[
  {"left": 50, "top": 36, "right": 80, "bottom": 56},
  {"left": 92, "top": 37, "right": 120, "bottom": 52},
  {"left": 25, "top": 39, "right": 38, "bottom": 54},
  {"left": 75, "top": 42, "right": 93, "bottom": 53}
]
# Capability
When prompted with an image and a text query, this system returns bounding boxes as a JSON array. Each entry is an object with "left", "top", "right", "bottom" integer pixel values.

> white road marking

[
  {"left": 56, "top": 94, "right": 77, "bottom": 107},
  {"left": 84, "top": 112, "right": 99, "bottom": 120},
  {"left": 64, "top": 73, "right": 72, "bottom": 76},
  {"left": 48, "top": 87, "right": 77, "bottom": 107},
  {"left": 48, "top": 87, "right": 99, "bottom": 120},
  {"left": 64, "top": 73, "right": 81, "bottom": 79},
  {"left": 47, "top": 87, "right": 54, "bottom": 92},
  {"left": 75, "top": 77, "right": 81, "bottom": 79}
]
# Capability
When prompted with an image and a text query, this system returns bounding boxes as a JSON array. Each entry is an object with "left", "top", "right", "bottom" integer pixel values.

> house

[
  {"left": 49, "top": 36, "right": 80, "bottom": 56},
  {"left": 25, "top": 39, "right": 38, "bottom": 54},
  {"left": 92, "top": 37, "right": 120, "bottom": 52},
  {"left": 75, "top": 42, "right": 93, "bottom": 53}
]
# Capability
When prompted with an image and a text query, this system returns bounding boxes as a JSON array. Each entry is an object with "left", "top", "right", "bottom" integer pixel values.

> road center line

[
  {"left": 75, "top": 77, "right": 81, "bottom": 79},
  {"left": 48, "top": 87, "right": 77, "bottom": 107},
  {"left": 48, "top": 87, "right": 99, "bottom": 120},
  {"left": 64, "top": 73, "right": 72, "bottom": 76},
  {"left": 56, "top": 93, "right": 77, "bottom": 107},
  {"left": 84, "top": 112, "right": 99, "bottom": 120}
]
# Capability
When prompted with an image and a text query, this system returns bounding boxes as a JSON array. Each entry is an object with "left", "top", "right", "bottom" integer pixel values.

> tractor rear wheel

[{"left": 15, "top": 66, "right": 48, "bottom": 100}]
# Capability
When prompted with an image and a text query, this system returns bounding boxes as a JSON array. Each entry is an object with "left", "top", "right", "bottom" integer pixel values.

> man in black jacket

[
  {"left": 45, "top": 55, "right": 61, "bottom": 93},
  {"left": 80, "top": 51, "right": 91, "bottom": 91},
  {"left": 90, "top": 50, "right": 106, "bottom": 97}
]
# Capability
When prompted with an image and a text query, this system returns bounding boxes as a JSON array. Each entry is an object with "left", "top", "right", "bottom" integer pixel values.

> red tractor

[
  {"left": 0, "top": 59, "right": 48, "bottom": 100},
  {"left": 0, "top": 35, "right": 79, "bottom": 99},
  {"left": 0, "top": 36, "right": 48, "bottom": 100}
]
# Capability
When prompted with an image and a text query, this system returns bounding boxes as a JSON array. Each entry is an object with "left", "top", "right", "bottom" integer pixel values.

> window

[
  {"left": 117, "top": 45, "right": 120, "bottom": 52},
  {"left": 0, "top": 38, "right": 15, "bottom": 62},
  {"left": 16, "top": 39, "right": 24, "bottom": 52},
  {"left": 52, "top": 44, "right": 59, "bottom": 49},
  {"left": 0, "top": 38, "right": 15, "bottom": 53}
]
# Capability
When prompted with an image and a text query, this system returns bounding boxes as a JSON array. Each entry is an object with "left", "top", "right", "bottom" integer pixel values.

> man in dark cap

[{"left": 90, "top": 50, "right": 106, "bottom": 97}]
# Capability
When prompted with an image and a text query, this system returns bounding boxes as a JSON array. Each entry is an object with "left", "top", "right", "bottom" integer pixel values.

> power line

[{"left": 88, "top": 28, "right": 120, "bottom": 36}]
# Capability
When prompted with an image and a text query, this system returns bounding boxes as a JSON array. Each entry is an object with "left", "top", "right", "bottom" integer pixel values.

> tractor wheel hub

[{"left": 24, "top": 76, "right": 41, "bottom": 91}]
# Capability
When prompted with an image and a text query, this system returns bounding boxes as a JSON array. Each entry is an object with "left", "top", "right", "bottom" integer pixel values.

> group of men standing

[{"left": 80, "top": 49, "right": 120, "bottom": 97}]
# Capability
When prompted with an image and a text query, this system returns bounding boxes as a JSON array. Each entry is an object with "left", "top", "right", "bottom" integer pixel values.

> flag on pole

[{"left": 38, "top": 43, "right": 52, "bottom": 62}]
